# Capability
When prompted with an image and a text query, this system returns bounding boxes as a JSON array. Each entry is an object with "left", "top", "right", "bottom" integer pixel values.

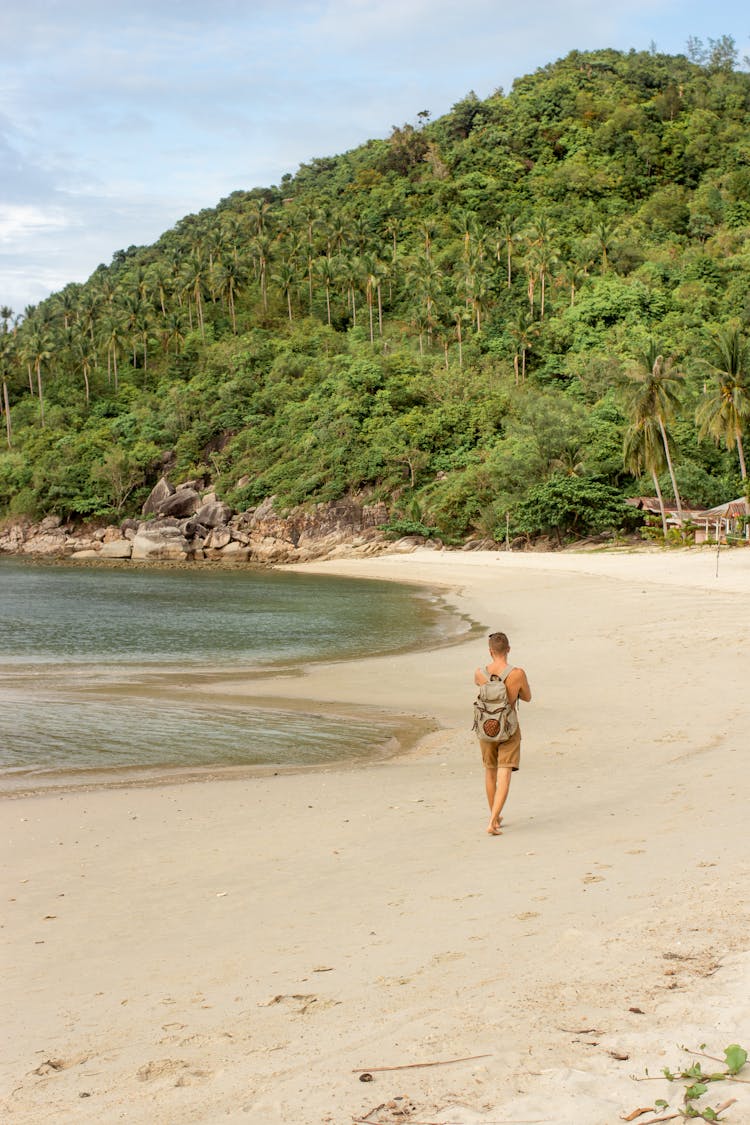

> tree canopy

[{"left": 1, "top": 42, "right": 749, "bottom": 541}]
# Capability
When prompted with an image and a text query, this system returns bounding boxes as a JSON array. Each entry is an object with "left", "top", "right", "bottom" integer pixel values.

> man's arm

[
  {"left": 474, "top": 667, "right": 488, "bottom": 686},
  {"left": 506, "top": 667, "right": 531, "bottom": 705}
]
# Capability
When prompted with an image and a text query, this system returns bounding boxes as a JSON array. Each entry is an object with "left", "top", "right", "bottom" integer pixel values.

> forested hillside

[{"left": 1, "top": 40, "right": 749, "bottom": 542}]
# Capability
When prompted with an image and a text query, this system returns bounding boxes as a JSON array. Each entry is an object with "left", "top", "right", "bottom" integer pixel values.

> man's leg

[
  {"left": 487, "top": 766, "right": 512, "bottom": 835},
  {"left": 484, "top": 767, "right": 497, "bottom": 813}
]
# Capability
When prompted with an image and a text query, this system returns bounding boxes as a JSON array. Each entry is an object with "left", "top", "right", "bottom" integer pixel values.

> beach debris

[
  {"left": 352, "top": 1096, "right": 417, "bottom": 1123},
  {"left": 215, "top": 891, "right": 228, "bottom": 897},
  {"left": 558, "top": 1026, "right": 603, "bottom": 1035},
  {"left": 359, "top": 1072, "right": 373, "bottom": 1082},
  {"left": 610, "top": 1050, "right": 631, "bottom": 1061},
  {"left": 259, "top": 992, "right": 338, "bottom": 1015},
  {"left": 621, "top": 1110, "right": 655, "bottom": 1122},
  {"left": 32, "top": 1058, "right": 66, "bottom": 1076},
  {"left": 352, "top": 1053, "right": 491, "bottom": 1075},
  {"left": 136, "top": 1058, "right": 188, "bottom": 1082},
  {"left": 629, "top": 1006, "right": 646, "bottom": 1014},
  {"left": 313, "top": 966, "right": 334, "bottom": 972}
]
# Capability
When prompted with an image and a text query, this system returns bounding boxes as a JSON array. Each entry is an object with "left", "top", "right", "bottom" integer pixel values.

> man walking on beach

[{"left": 474, "top": 631, "right": 531, "bottom": 836}]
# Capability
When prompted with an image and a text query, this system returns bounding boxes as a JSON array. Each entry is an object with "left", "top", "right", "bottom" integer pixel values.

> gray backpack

[{"left": 473, "top": 666, "right": 519, "bottom": 743}]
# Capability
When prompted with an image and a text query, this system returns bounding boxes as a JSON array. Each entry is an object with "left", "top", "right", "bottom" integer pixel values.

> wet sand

[{"left": 2, "top": 547, "right": 749, "bottom": 1124}]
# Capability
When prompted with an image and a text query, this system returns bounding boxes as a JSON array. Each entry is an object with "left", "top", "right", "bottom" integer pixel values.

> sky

[{"left": 2, "top": 0, "right": 748, "bottom": 314}]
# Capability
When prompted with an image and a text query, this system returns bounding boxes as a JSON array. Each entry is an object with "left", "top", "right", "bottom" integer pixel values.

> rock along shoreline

[{"left": 0, "top": 480, "right": 453, "bottom": 565}]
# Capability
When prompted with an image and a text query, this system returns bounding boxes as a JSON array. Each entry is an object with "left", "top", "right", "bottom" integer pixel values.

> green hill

[{"left": 1, "top": 41, "right": 749, "bottom": 543}]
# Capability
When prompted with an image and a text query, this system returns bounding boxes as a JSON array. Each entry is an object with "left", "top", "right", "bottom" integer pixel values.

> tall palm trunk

[
  {"left": 737, "top": 433, "right": 747, "bottom": 480},
  {"left": 651, "top": 470, "right": 668, "bottom": 537},
  {"left": 2, "top": 379, "right": 11, "bottom": 447},
  {"left": 657, "top": 414, "right": 683, "bottom": 523}
]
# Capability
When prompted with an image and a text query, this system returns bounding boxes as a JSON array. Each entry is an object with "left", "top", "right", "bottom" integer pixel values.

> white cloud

[{"left": 0, "top": 205, "right": 72, "bottom": 244}]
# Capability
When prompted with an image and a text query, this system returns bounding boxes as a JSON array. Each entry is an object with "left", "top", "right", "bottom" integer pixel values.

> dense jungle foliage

[{"left": 1, "top": 40, "right": 749, "bottom": 542}]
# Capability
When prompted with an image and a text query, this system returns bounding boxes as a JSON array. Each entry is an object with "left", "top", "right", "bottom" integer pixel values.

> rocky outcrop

[
  {"left": 141, "top": 477, "right": 174, "bottom": 516},
  {"left": 156, "top": 488, "right": 201, "bottom": 519},
  {"left": 100, "top": 539, "right": 133, "bottom": 559},
  {"left": 131, "top": 523, "right": 191, "bottom": 561},
  {"left": 0, "top": 485, "right": 402, "bottom": 564}
]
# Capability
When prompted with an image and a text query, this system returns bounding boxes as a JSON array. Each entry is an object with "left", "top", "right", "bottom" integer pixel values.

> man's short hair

[{"left": 488, "top": 631, "right": 510, "bottom": 655}]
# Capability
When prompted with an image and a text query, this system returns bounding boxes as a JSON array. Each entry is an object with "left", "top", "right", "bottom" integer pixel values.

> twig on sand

[
  {"left": 352, "top": 1053, "right": 491, "bottom": 1074},
  {"left": 684, "top": 1048, "right": 727, "bottom": 1065},
  {"left": 634, "top": 1097, "right": 736, "bottom": 1125},
  {"left": 353, "top": 1118, "right": 546, "bottom": 1124}
]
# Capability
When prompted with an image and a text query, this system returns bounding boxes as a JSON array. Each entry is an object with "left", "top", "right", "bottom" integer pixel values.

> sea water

[{"left": 0, "top": 559, "right": 459, "bottom": 786}]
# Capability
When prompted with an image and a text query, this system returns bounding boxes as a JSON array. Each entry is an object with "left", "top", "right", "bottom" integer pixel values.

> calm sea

[{"left": 0, "top": 559, "right": 460, "bottom": 788}]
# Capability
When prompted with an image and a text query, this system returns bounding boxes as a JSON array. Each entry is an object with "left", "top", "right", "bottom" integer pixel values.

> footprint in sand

[
  {"left": 258, "top": 993, "right": 339, "bottom": 1015},
  {"left": 136, "top": 1058, "right": 213, "bottom": 1085},
  {"left": 582, "top": 874, "right": 605, "bottom": 884}
]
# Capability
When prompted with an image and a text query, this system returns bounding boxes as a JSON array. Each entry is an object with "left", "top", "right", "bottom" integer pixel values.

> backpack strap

[{"left": 487, "top": 665, "right": 515, "bottom": 682}]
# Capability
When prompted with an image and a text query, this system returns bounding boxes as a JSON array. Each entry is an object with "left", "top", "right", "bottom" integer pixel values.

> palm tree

[
  {"left": 147, "top": 263, "right": 172, "bottom": 319},
  {"left": 252, "top": 234, "right": 275, "bottom": 314},
  {"left": 71, "top": 328, "right": 94, "bottom": 405},
  {"left": 23, "top": 324, "right": 53, "bottom": 426},
  {"left": 161, "top": 311, "right": 186, "bottom": 356},
  {"left": 179, "top": 253, "right": 208, "bottom": 339},
  {"left": 407, "top": 259, "right": 443, "bottom": 345},
  {"left": 418, "top": 219, "right": 438, "bottom": 262},
  {"left": 535, "top": 245, "right": 557, "bottom": 319},
  {"left": 696, "top": 325, "right": 750, "bottom": 480},
  {"left": 274, "top": 261, "right": 297, "bottom": 323},
  {"left": 246, "top": 198, "right": 273, "bottom": 237},
  {"left": 623, "top": 415, "right": 669, "bottom": 536},
  {"left": 215, "top": 259, "right": 246, "bottom": 332},
  {"left": 592, "top": 220, "right": 616, "bottom": 274},
  {"left": 624, "top": 340, "right": 684, "bottom": 522},
  {"left": 497, "top": 215, "right": 519, "bottom": 289},
  {"left": 450, "top": 305, "right": 470, "bottom": 368},
  {"left": 99, "top": 314, "right": 126, "bottom": 390},
  {"left": 341, "top": 254, "right": 361, "bottom": 327},
  {"left": 316, "top": 257, "right": 338, "bottom": 327},
  {"left": 383, "top": 215, "right": 401, "bottom": 264},
  {"left": 361, "top": 254, "right": 385, "bottom": 343},
  {"left": 508, "top": 310, "right": 534, "bottom": 384},
  {"left": 0, "top": 311, "right": 14, "bottom": 446},
  {"left": 453, "top": 209, "right": 478, "bottom": 261}
]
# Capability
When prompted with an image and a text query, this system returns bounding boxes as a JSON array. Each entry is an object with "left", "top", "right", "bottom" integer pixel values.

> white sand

[{"left": 2, "top": 547, "right": 749, "bottom": 1125}]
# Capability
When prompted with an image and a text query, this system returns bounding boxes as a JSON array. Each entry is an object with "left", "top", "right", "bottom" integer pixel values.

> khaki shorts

[{"left": 480, "top": 727, "right": 521, "bottom": 771}]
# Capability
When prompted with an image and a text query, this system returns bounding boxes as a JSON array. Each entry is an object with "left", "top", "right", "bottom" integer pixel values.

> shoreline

[
  {"left": 0, "top": 563, "right": 475, "bottom": 797},
  {"left": 2, "top": 547, "right": 749, "bottom": 1125}
]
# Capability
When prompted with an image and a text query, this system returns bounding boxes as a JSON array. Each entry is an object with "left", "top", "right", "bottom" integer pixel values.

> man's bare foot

[{"left": 486, "top": 822, "right": 503, "bottom": 836}]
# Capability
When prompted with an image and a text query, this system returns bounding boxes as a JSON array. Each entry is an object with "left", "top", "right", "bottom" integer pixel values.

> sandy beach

[{"left": 2, "top": 546, "right": 750, "bottom": 1125}]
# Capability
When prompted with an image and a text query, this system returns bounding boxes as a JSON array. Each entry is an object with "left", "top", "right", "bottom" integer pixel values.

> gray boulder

[
  {"left": 182, "top": 518, "right": 209, "bottom": 539},
  {"left": 100, "top": 540, "right": 133, "bottom": 559},
  {"left": 194, "top": 500, "right": 232, "bottom": 528},
  {"left": 142, "top": 477, "right": 175, "bottom": 516},
  {"left": 219, "top": 541, "right": 250, "bottom": 561},
  {"left": 131, "top": 525, "right": 191, "bottom": 561},
  {"left": 204, "top": 528, "right": 232, "bottom": 550},
  {"left": 156, "top": 489, "right": 200, "bottom": 519}
]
